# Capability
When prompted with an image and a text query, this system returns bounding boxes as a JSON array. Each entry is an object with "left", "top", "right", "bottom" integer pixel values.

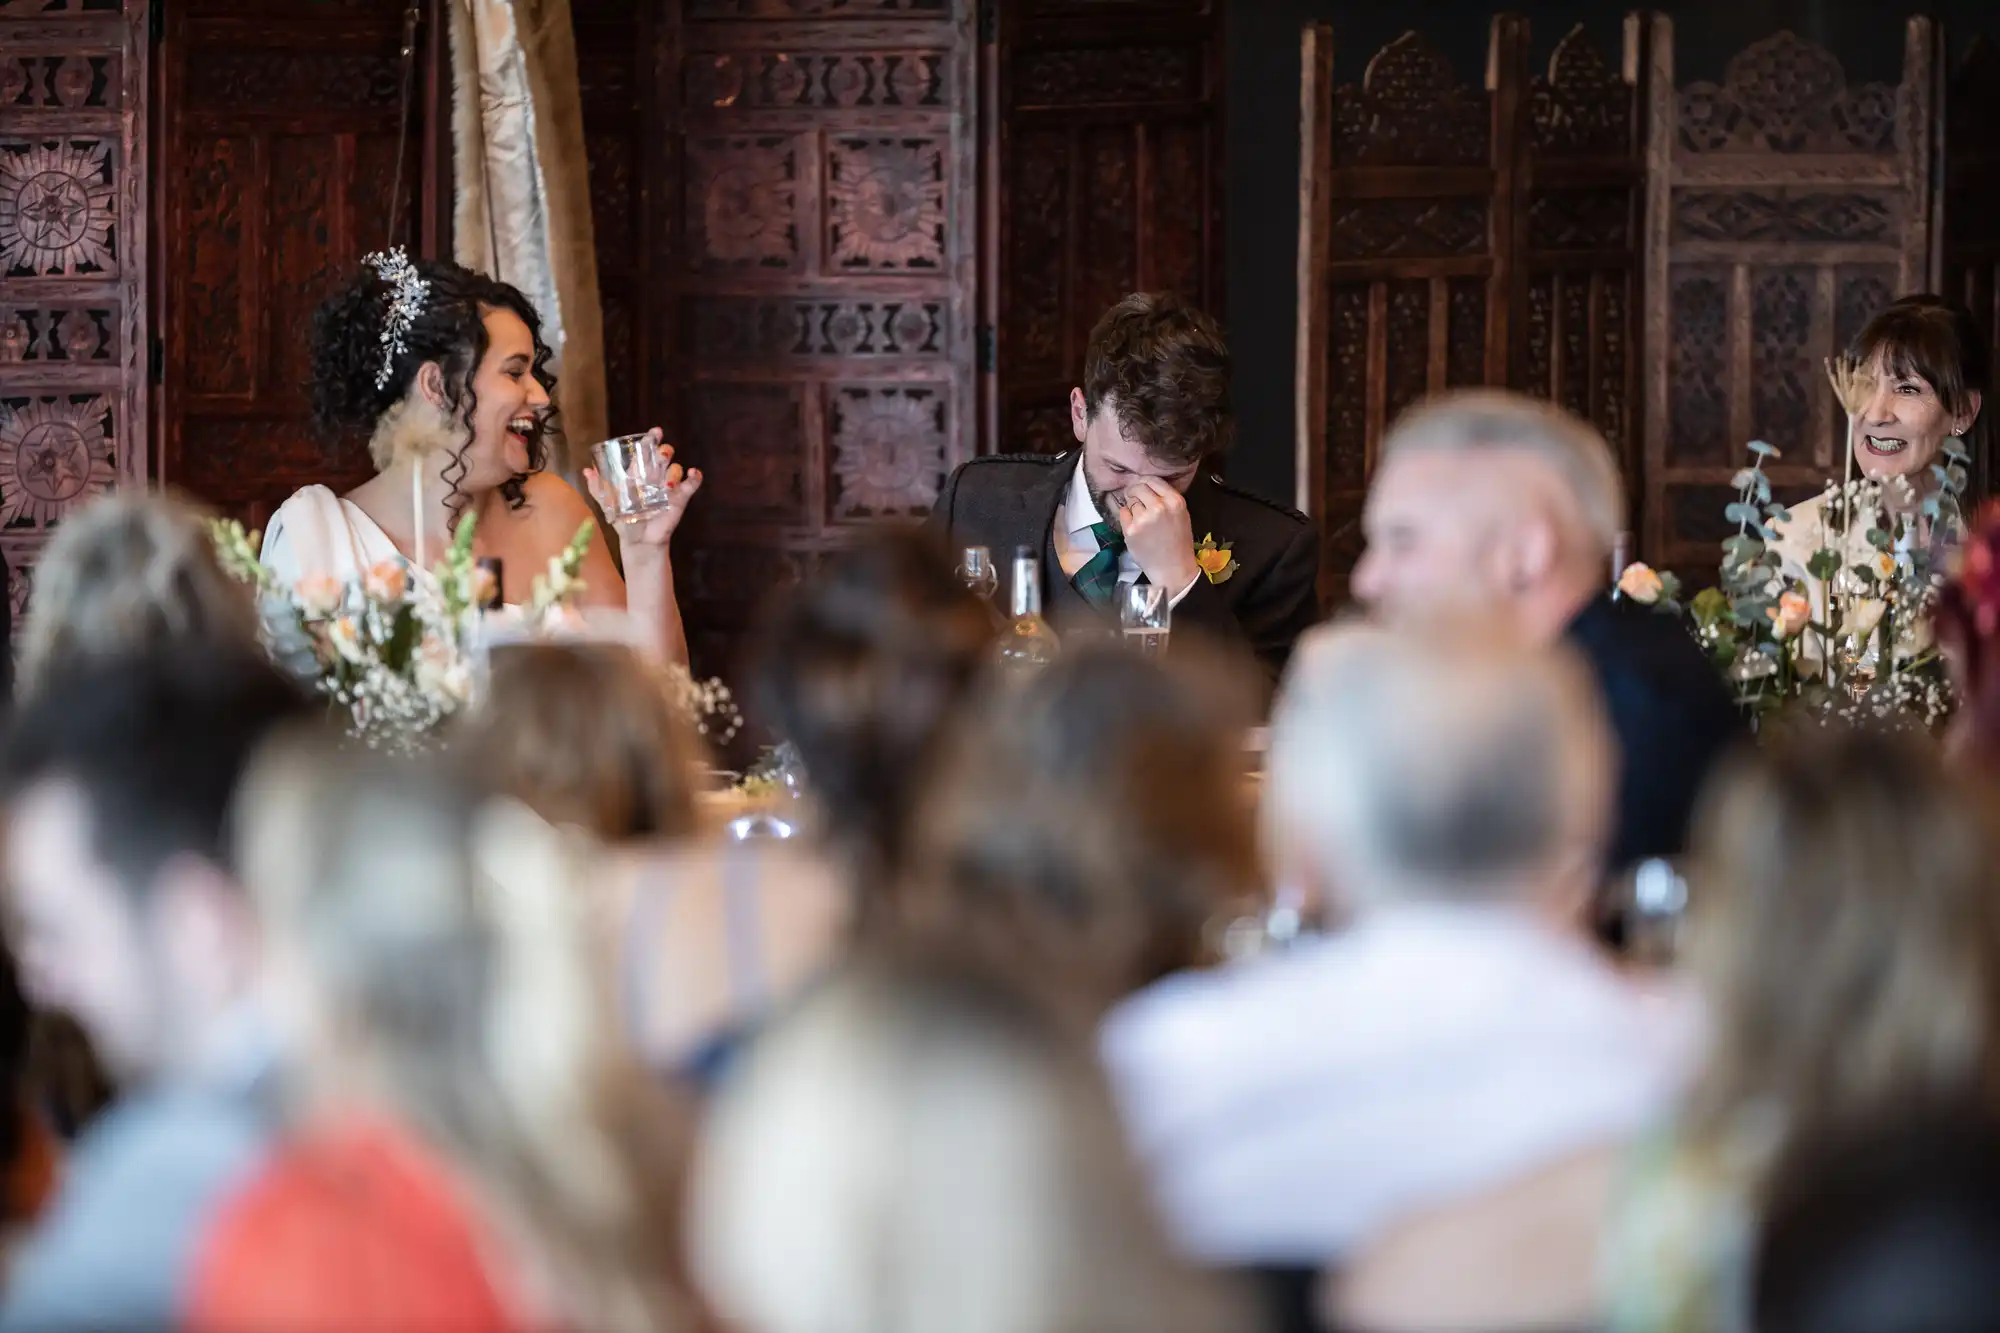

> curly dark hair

[
  {"left": 309, "top": 257, "right": 557, "bottom": 514},
  {"left": 1081, "top": 292, "right": 1233, "bottom": 469}
]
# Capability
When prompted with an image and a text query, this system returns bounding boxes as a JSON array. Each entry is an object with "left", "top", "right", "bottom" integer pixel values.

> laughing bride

[{"left": 261, "top": 250, "right": 701, "bottom": 664}]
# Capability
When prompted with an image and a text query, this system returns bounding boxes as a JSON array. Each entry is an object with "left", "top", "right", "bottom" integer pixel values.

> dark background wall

[{"left": 1224, "top": 2, "right": 2000, "bottom": 508}]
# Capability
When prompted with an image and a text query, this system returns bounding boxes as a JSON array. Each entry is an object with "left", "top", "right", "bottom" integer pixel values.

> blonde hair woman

[
  {"left": 691, "top": 951, "right": 1256, "bottom": 1333},
  {"left": 19, "top": 491, "right": 260, "bottom": 697},
  {"left": 1606, "top": 725, "right": 2000, "bottom": 1333},
  {"left": 193, "top": 729, "right": 696, "bottom": 1333}
]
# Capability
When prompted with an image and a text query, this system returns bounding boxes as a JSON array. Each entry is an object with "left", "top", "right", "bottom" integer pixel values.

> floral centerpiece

[
  {"left": 1619, "top": 356, "right": 1968, "bottom": 730},
  {"left": 210, "top": 513, "right": 594, "bottom": 753}
]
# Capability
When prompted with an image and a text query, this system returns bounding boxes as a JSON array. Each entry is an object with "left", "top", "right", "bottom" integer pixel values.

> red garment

[{"left": 187, "top": 1117, "right": 524, "bottom": 1333}]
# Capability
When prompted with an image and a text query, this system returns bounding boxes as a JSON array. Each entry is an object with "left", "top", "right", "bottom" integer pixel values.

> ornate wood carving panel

[
  {"left": 156, "top": 0, "right": 433, "bottom": 531},
  {"left": 993, "top": 0, "right": 1224, "bottom": 458},
  {"left": 1641, "top": 20, "right": 1936, "bottom": 572},
  {"left": 1518, "top": 21, "right": 1645, "bottom": 494},
  {"left": 1944, "top": 37, "right": 2000, "bottom": 495},
  {"left": 1294, "top": 20, "right": 1523, "bottom": 606},
  {"left": 0, "top": 0, "right": 146, "bottom": 617},
  {"left": 659, "top": 3, "right": 978, "bottom": 674}
]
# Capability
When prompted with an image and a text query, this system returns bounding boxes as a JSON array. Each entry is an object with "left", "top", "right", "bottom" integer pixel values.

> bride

[{"left": 261, "top": 250, "right": 701, "bottom": 664}]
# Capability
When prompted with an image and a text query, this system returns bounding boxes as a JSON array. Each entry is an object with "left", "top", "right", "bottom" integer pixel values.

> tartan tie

[{"left": 1073, "top": 521, "right": 1124, "bottom": 610}]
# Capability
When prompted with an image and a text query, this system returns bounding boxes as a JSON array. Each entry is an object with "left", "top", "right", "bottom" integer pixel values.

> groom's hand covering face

[{"left": 1072, "top": 388, "right": 1204, "bottom": 591}]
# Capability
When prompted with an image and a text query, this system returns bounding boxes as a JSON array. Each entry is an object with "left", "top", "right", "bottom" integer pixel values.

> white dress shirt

[
  {"left": 1052, "top": 461, "right": 1201, "bottom": 608},
  {"left": 1099, "top": 902, "right": 1698, "bottom": 1266}
]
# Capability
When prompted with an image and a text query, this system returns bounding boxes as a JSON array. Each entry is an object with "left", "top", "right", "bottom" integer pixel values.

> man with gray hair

[
  {"left": 1099, "top": 622, "right": 1691, "bottom": 1267},
  {"left": 1352, "top": 390, "right": 1741, "bottom": 877}
]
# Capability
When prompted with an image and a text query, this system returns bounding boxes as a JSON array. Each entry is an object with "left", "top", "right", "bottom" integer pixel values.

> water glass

[
  {"left": 592, "top": 432, "right": 677, "bottom": 524},
  {"left": 1120, "top": 581, "right": 1171, "bottom": 658},
  {"left": 957, "top": 545, "right": 998, "bottom": 601}
]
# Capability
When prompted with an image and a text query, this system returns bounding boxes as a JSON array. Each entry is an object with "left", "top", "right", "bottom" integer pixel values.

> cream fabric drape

[{"left": 451, "top": 0, "right": 606, "bottom": 476}]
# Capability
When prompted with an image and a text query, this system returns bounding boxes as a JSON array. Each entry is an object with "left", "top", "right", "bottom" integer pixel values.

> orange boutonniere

[{"left": 1195, "top": 533, "right": 1237, "bottom": 585}]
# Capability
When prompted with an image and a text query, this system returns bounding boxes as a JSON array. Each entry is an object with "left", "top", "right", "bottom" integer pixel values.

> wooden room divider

[{"left": 1296, "top": 14, "right": 1982, "bottom": 601}]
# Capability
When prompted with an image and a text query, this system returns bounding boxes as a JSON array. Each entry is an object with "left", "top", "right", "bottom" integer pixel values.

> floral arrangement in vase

[{"left": 1619, "top": 355, "right": 1967, "bottom": 730}]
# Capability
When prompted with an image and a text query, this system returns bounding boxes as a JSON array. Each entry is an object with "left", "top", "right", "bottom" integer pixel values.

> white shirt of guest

[
  {"left": 1053, "top": 460, "right": 1201, "bottom": 608},
  {"left": 1098, "top": 901, "right": 1698, "bottom": 1266}
]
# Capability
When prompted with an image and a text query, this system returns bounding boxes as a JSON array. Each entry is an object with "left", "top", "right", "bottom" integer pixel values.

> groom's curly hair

[
  {"left": 309, "top": 258, "right": 556, "bottom": 515},
  {"left": 1081, "top": 292, "right": 1233, "bottom": 469}
]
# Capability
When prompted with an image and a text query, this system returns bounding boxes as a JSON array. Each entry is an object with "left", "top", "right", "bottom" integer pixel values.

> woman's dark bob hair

[{"left": 1847, "top": 293, "right": 1991, "bottom": 426}]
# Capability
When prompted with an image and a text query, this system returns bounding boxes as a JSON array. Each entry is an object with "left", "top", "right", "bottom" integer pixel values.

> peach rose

[
  {"left": 1617, "top": 562, "right": 1664, "bottom": 605},
  {"left": 1768, "top": 590, "right": 1811, "bottom": 639},
  {"left": 363, "top": 560, "right": 410, "bottom": 603},
  {"left": 326, "top": 615, "right": 365, "bottom": 663},
  {"left": 293, "top": 574, "right": 344, "bottom": 620}
]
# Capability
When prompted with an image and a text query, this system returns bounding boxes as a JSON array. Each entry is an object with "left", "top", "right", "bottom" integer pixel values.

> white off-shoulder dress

[{"left": 259, "top": 484, "right": 402, "bottom": 591}]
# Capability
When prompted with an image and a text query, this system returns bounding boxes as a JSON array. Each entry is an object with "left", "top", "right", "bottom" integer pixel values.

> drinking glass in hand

[
  {"left": 592, "top": 432, "right": 677, "bottom": 524},
  {"left": 1120, "top": 581, "right": 1170, "bottom": 658}
]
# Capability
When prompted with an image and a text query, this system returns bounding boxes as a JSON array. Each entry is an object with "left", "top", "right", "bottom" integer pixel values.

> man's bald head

[{"left": 1351, "top": 392, "right": 1625, "bottom": 640}]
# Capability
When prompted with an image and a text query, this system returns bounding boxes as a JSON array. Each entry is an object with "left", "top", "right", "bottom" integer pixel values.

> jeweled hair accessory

[{"left": 364, "top": 247, "right": 429, "bottom": 391}]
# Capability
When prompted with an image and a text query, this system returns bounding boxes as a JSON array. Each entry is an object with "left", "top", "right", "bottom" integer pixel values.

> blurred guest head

[
  {"left": 905, "top": 641, "right": 1263, "bottom": 1009},
  {"left": 1687, "top": 726, "right": 2000, "bottom": 1142},
  {"left": 1267, "top": 621, "right": 1612, "bottom": 921},
  {"left": 18, "top": 492, "right": 261, "bottom": 700},
  {"left": 236, "top": 730, "right": 691, "bottom": 1332},
  {"left": 1354, "top": 392, "right": 1622, "bottom": 641},
  {"left": 459, "top": 640, "right": 704, "bottom": 843},
  {"left": 1937, "top": 501, "right": 2000, "bottom": 768},
  {"left": 692, "top": 949, "right": 1254, "bottom": 1333},
  {"left": 756, "top": 530, "right": 996, "bottom": 894},
  {"left": 1756, "top": 1111, "right": 2000, "bottom": 1333},
  {"left": 0, "top": 650, "right": 310, "bottom": 1082}
]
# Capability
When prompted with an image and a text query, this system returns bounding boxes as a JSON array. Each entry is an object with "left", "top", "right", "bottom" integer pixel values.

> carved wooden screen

[
  {"left": 156, "top": 0, "right": 433, "bottom": 530},
  {"left": 1295, "top": 20, "right": 1522, "bottom": 604},
  {"left": 572, "top": 0, "right": 657, "bottom": 440},
  {"left": 1518, "top": 21, "right": 1646, "bottom": 494},
  {"left": 1943, "top": 37, "right": 2000, "bottom": 493},
  {"left": 1640, "top": 20, "right": 1936, "bottom": 572},
  {"left": 666, "top": 0, "right": 978, "bottom": 675},
  {"left": 992, "top": 0, "right": 1224, "bottom": 456},
  {"left": 0, "top": 0, "right": 147, "bottom": 624}
]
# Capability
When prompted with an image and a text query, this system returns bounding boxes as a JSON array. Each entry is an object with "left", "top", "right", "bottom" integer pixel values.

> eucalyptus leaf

[
  {"left": 1764, "top": 502, "right": 1791, "bottom": 522},
  {"left": 1731, "top": 468, "right": 1760, "bottom": 492},
  {"left": 1866, "top": 527, "right": 1893, "bottom": 552},
  {"left": 1747, "top": 440, "right": 1779, "bottom": 458},
  {"left": 1724, "top": 501, "right": 1760, "bottom": 526},
  {"left": 1806, "top": 549, "right": 1842, "bottom": 582}
]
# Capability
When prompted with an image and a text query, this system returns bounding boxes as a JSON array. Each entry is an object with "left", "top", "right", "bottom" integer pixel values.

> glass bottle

[
  {"left": 998, "top": 545, "right": 1060, "bottom": 674},
  {"left": 475, "top": 557, "right": 505, "bottom": 612}
]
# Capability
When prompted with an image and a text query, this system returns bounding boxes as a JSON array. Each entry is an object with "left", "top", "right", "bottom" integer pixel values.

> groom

[{"left": 926, "top": 292, "right": 1320, "bottom": 686}]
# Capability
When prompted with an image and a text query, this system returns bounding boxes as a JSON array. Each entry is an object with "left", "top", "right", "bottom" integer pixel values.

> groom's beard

[{"left": 1088, "top": 478, "right": 1126, "bottom": 538}]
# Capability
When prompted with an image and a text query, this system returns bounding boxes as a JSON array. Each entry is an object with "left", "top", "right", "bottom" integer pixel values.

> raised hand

[
  {"left": 583, "top": 427, "right": 704, "bottom": 553},
  {"left": 1117, "top": 477, "right": 1202, "bottom": 593}
]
